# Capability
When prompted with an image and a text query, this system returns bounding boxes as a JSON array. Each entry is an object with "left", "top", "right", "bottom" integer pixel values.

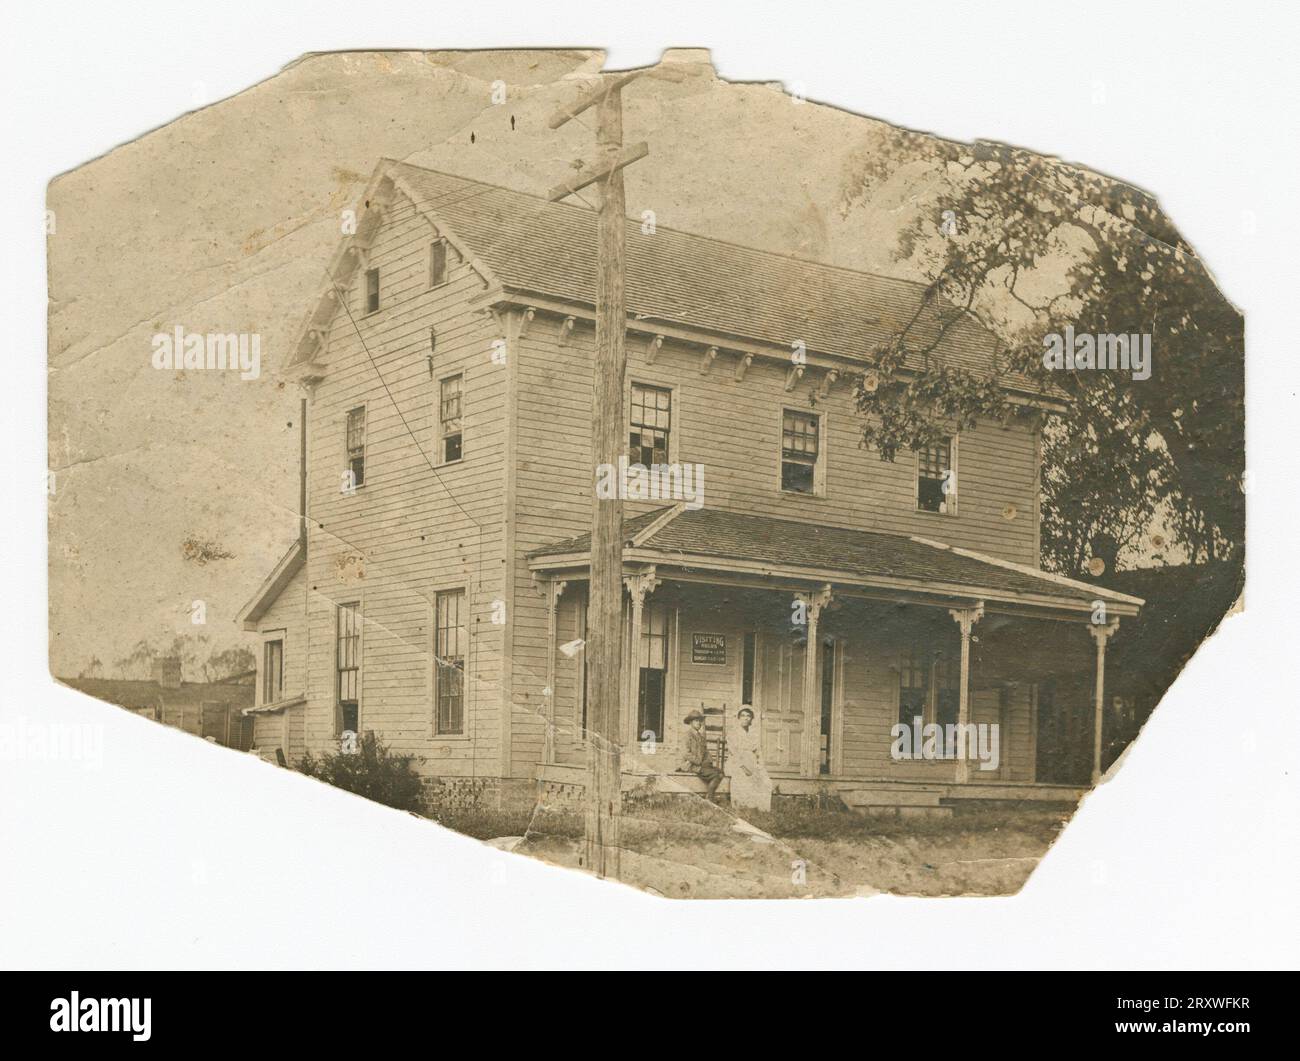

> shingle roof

[
  {"left": 528, "top": 506, "right": 1142, "bottom": 609},
  {"left": 391, "top": 163, "right": 1040, "bottom": 389}
]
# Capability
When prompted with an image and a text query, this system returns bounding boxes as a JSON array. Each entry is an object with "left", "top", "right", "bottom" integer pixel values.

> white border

[{"left": 4, "top": 0, "right": 1296, "bottom": 970}]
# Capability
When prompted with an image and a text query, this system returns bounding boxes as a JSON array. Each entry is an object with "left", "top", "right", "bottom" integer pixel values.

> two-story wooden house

[{"left": 237, "top": 160, "right": 1142, "bottom": 813}]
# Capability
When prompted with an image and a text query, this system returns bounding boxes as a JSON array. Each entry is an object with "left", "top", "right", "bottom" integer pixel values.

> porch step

[
  {"left": 842, "top": 786, "right": 953, "bottom": 819},
  {"left": 842, "top": 786, "right": 945, "bottom": 808},
  {"left": 637, "top": 773, "right": 730, "bottom": 796}
]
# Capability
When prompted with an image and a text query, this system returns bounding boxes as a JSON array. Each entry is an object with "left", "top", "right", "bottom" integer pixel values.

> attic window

[
  {"left": 430, "top": 240, "right": 448, "bottom": 287},
  {"left": 364, "top": 268, "right": 380, "bottom": 314}
]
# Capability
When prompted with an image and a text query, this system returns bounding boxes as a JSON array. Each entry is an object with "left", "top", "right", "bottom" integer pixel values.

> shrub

[{"left": 298, "top": 732, "right": 424, "bottom": 814}]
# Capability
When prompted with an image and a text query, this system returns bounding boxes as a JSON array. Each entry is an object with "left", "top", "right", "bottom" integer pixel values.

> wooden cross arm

[
  {"left": 547, "top": 141, "right": 649, "bottom": 201},
  {"left": 547, "top": 66, "right": 687, "bottom": 130}
]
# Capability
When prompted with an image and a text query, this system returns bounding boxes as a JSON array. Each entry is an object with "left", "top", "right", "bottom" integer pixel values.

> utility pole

[{"left": 547, "top": 69, "right": 669, "bottom": 879}]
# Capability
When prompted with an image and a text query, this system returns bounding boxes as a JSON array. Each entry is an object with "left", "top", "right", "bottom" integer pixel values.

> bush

[{"left": 298, "top": 732, "right": 424, "bottom": 814}]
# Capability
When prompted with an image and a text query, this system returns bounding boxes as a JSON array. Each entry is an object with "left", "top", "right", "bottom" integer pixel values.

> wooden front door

[
  {"left": 1034, "top": 679, "right": 1092, "bottom": 784},
  {"left": 757, "top": 631, "right": 805, "bottom": 773}
]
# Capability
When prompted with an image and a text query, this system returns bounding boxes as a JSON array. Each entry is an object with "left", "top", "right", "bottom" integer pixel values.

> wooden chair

[{"left": 701, "top": 701, "right": 728, "bottom": 773}]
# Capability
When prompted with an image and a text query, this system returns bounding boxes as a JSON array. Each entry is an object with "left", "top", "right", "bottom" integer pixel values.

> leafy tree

[
  {"left": 111, "top": 634, "right": 254, "bottom": 683},
  {"left": 840, "top": 133, "right": 1243, "bottom": 572},
  {"left": 113, "top": 639, "right": 158, "bottom": 680},
  {"left": 203, "top": 645, "right": 256, "bottom": 682}
]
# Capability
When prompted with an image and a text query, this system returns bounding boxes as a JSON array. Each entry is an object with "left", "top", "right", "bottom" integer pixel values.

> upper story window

[
  {"left": 917, "top": 437, "right": 955, "bottom": 514},
  {"left": 345, "top": 406, "right": 366, "bottom": 489},
  {"left": 439, "top": 374, "right": 463, "bottom": 463},
  {"left": 434, "top": 589, "right": 466, "bottom": 735},
  {"left": 262, "top": 636, "right": 284, "bottom": 705},
  {"left": 629, "top": 383, "right": 671, "bottom": 466},
  {"left": 781, "top": 409, "right": 821, "bottom": 494},
  {"left": 430, "top": 240, "right": 448, "bottom": 287},
  {"left": 364, "top": 267, "right": 380, "bottom": 314},
  {"left": 336, "top": 602, "right": 361, "bottom": 736}
]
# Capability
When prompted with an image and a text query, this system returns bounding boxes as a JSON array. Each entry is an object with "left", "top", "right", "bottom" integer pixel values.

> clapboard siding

[
  {"left": 512, "top": 320, "right": 1040, "bottom": 561},
  {"left": 506, "top": 318, "right": 1043, "bottom": 776},
  {"left": 298, "top": 191, "right": 507, "bottom": 776}
]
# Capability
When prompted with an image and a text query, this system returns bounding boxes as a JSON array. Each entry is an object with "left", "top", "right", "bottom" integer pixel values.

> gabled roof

[
  {"left": 529, "top": 506, "right": 1143, "bottom": 613},
  {"left": 236, "top": 539, "right": 305, "bottom": 630},
  {"left": 289, "top": 159, "right": 1054, "bottom": 399}
]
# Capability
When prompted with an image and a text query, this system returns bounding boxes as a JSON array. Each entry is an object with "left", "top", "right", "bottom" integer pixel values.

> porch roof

[{"left": 528, "top": 506, "right": 1144, "bottom": 614}]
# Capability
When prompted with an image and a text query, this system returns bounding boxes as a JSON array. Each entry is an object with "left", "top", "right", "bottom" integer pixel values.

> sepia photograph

[{"left": 3, "top": 0, "right": 1296, "bottom": 1013}]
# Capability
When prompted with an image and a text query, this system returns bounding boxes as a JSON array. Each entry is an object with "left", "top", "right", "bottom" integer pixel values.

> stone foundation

[
  {"left": 418, "top": 776, "right": 500, "bottom": 812},
  {"left": 418, "top": 775, "right": 539, "bottom": 813}
]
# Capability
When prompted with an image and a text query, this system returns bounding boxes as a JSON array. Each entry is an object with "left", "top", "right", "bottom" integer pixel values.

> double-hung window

[
  {"left": 345, "top": 407, "right": 366, "bottom": 489},
  {"left": 435, "top": 589, "right": 466, "bottom": 735},
  {"left": 262, "top": 637, "right": 284, "bottom": 705},
  {"left": 918, "top": 437, "right": 955, "bottom": 513},
  {"left": 439, "top": 375, "right": 463, "bottom": 463},
  {"left": 781, "top": 409, "right": 820, "bottom": 494},
  {"left": 629, "top": 383, "right": 671, "bottom": 466},
  {"left": 336, "top": 602, "right": 361, "bottom": 735},
  {"left": 897, "top": 645, "right": 930, "bottom": 729}
]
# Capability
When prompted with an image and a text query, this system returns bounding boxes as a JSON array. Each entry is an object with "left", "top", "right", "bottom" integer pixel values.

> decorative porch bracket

[
  {"left": 948, "top": 601, "right": 985, "bottom": 783},
  {"left": 623, "top": 567, "right": 661, "bottom": 749},
  {"left": 1088, "top": 617, "right": 1121, "bottom": 784},
  {"left": 795, "top": 584, "right": 834, "bottom": 777}
]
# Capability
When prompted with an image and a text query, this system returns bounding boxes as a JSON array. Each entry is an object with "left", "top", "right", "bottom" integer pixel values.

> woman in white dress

[{"left": 728, "top": 705, "right": 772, "bottom": 812}]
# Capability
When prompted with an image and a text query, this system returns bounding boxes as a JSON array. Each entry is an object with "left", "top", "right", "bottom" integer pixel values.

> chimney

[{"left": 151, "top": 657, "right": 183, "bottom": 689}]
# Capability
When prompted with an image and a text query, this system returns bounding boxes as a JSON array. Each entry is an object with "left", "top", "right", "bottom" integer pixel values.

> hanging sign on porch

[{"left": 691, "top": 633, "right": 727, "bottom": 665}]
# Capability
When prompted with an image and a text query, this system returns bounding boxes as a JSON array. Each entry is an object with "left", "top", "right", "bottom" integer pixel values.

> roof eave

[
  {"left": 236, "top": 540, "right": 306, "bottom": 630},
  {"left": 526, "top": 547, "right": 1140, "bottom": 617},
  {"left": 482, "top": 288, "right": 1069, "bottom": 411}
]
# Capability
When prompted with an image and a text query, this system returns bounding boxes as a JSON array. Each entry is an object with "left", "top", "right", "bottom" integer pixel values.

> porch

[
  {"left": 535, "top": 760, "right": 1088, "bottom": 816},
  {"left": 527, "top": 506, "right": 1142, "bottom": 806}
]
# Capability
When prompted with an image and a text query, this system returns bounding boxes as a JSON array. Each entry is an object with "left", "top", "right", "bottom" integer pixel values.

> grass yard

[{"left": 427, "top": 795, "right": 1076, "bottom": 899}]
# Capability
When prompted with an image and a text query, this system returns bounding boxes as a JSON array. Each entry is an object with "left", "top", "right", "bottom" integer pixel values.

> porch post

[
  {"left": 796, "top": 584, "right": 833, "bottom": 777},
  {"left": 623, "top": 567, "right": 660, "bottom": 748},
  {"left": 1088, "top": 618, "right": 1120, "bottom": 784},
  {"left": 542, "top": 579, "right": 567, "bottom": 765},
  {"left": 948, "top": 602, "right": 985, "bottom": 784}
]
